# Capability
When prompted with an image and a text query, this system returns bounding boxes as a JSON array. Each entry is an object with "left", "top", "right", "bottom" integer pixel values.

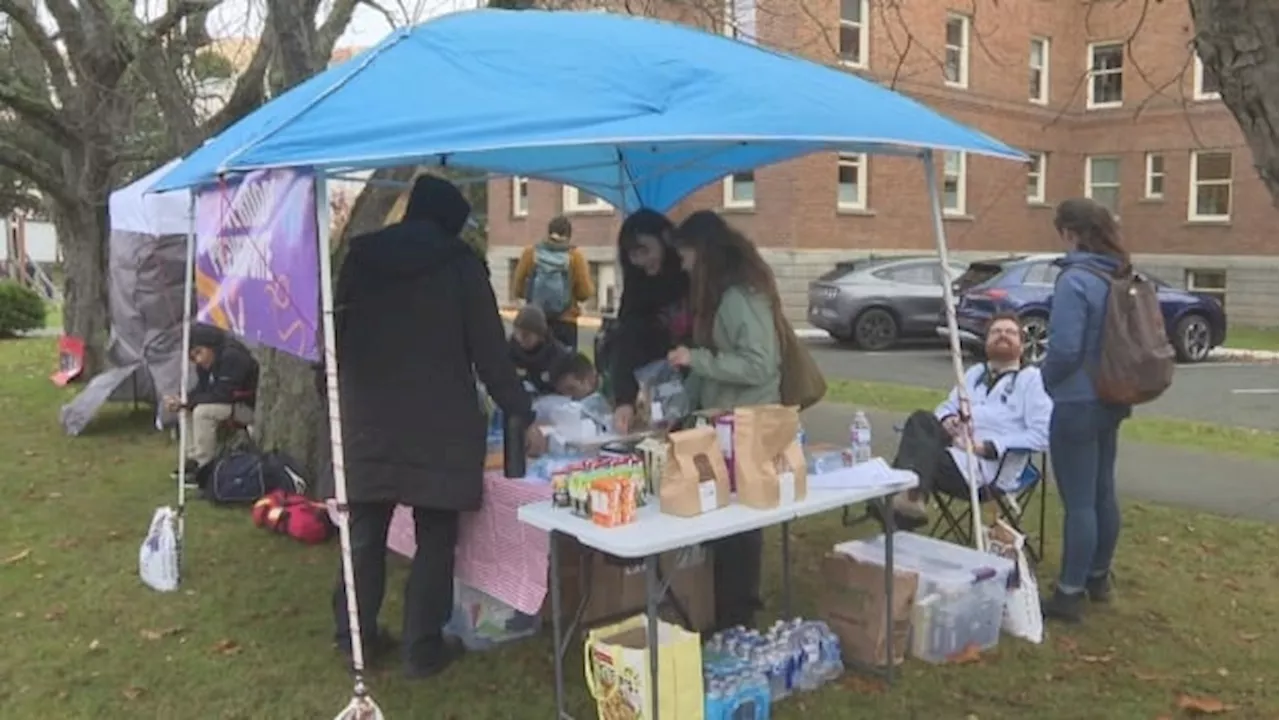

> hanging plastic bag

[
  {"left": 982, "top": 519, "right": 1043, "bottom": 644},
  {"left": 635, "top": 359, "right": 689, "bottom": 429},
  {"left": 139, "top": 507, "right": 180, "bottom": 593}
]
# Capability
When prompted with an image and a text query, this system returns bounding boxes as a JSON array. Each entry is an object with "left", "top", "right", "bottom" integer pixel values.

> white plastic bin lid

[{"left": 833, "top": 532, "right": 1014, "bottom": 590}]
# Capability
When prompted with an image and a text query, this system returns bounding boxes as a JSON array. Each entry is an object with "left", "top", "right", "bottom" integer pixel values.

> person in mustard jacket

[{"left": 511, "top": 215, "right": 595, "bottom": 351}]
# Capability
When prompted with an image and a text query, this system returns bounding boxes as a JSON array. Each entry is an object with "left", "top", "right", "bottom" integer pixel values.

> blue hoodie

[{"left": 1040, "top": 250, "right": 1124, "bottom": 403}]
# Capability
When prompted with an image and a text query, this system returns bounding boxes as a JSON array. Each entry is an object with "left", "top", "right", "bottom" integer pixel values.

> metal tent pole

[
  {"left": 175, "top": 191, "right": 197, "bottom": 573},
  {"left": 920, "top": 151, "right": 985, "bottom": 552}
]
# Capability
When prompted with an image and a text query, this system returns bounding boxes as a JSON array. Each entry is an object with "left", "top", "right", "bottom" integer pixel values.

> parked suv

[{"left": 808, "top": 256, "right": 966, "bottom": 350}]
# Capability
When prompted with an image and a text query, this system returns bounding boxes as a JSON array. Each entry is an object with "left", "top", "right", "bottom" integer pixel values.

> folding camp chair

[{"left": 929, "top": 449, "right": 1049, "bottom": 564}]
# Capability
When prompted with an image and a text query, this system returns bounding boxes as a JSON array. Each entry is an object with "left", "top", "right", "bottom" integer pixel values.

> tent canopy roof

[
  {"left": 153, "top": 9, "right": 1026, "bottom": 211},
  {"left": 111, "top": 160, "right": 191, "bottom": 236}
]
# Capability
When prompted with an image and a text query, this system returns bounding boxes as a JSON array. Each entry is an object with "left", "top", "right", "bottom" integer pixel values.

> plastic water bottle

[
  {"left": 796, "top": 422, "right": 807, "bottom": 449},
  {"left": 851, "top": 410, "right": 873, "bottom": 464}
]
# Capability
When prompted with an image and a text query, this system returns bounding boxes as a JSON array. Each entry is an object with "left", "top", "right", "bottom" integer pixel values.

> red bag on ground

[{"left": 252, "top": 490, "right": 335, "bottom": 545}]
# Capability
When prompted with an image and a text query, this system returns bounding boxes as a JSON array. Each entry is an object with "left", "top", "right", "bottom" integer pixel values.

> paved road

[
  {"left": 577, "top": 329, "right": 1279, "bottom": 431},
  {"left": 802, "top": 404, "right": 1278, "bottom": 523}
]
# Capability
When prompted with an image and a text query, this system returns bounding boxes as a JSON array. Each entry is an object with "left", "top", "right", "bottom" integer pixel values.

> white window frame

[
  {"left": 1086, "top": 41, "right": 1124, "bottom": 109},
  {"left": 838, "top": 0, "right": 870, "bottom": 69},
  {"left": 941, "top": 151, "right": 966, "bottom": 216},
  {"left": 943, "top": 13, "right": 970, "bottom": 89},
  {"left": 722, "top": 172, "right": 756, "bottom": 210},
  {"left": 561, "top": 185, "right": 611, "bottom": 214},
  {"left": 1185, "top": 269, "right": 1227, "bottom": 305},
  {"left": 836, "top": 153, "right": 868, "bottom": 210},
  {"left": 1187, "top": 150, "right": 1233, "bottom": 222},
  {"left": 1144, "top": 153, "right": 1165, "bottom": 200},
  {"left": 1084, "top": 155, "right": 1121, "bottom": 214},
  {"left": 1193, "top": 55, "right": 1221, "bottom": 101},
  {"left": 511, "top": 176, "right": 529, "bottom": 217},
  {"left": 1026, "top": 152, "right": 1046, "bottom": 204},
  {"left": 1029, "top": 37, "right": 1050, "bottom": 105}
]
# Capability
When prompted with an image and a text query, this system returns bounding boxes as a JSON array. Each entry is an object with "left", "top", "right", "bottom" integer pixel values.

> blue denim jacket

[{"left": 1040, "top": 251, "right": 1123, "bottom": 403}]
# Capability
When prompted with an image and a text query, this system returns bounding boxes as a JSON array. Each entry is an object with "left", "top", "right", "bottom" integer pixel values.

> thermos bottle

[{"left": 503, "top": 411, "right": 528, "bottom": 479}]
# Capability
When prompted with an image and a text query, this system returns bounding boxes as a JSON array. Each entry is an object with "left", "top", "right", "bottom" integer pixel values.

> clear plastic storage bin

[
  {"left": 443, "top": 582, "right": 541, "bottom": 651},
  {"left": 833, "top": 533, "right": 1013, "bottom": 664}
]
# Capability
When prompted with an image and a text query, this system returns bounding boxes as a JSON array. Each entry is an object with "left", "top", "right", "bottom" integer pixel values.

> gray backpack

[{"left": 525, "top": 244, "right": 572, "bottom": 317}]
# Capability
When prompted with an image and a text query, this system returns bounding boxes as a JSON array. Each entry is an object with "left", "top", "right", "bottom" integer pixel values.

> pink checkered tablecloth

[{"left": 386, "top": 472, "right": 553, "bottom": 616}]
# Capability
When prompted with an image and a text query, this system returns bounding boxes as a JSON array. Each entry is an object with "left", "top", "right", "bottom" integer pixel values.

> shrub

[{"left": 0, "top": 281, "right": 46, "bottom": 337}]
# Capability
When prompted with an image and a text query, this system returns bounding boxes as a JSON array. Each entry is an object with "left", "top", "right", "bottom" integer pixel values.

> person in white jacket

[{"left": 888, "top": 312, "right": 1053, "bottom": 529}]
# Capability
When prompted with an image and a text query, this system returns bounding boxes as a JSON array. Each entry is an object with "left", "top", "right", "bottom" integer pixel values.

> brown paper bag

[
  {"left": 732, "top": 404, "right": 808, "bottom": 509},
  {"left": 659, "top": 427, "right": 731, "bottom": 517},
  {"left": 819, "top": 552, "right": 918, "bottom": 667}
]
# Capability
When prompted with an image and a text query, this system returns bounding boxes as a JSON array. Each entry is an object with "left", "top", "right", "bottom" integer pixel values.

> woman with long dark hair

[
  {"left": 1040, "top": 197, "right": 1133, "bottom": 624},
  {"left": 607, "top": 209, "right": 690, "bottom": 433},
  {"left": 668, "top": 209, "right": 783, "bottom": 631}
]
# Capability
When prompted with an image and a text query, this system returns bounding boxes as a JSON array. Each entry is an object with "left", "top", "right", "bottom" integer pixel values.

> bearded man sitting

[{"left": 887, "top": 312, "right": 1054, "bottom": 530}]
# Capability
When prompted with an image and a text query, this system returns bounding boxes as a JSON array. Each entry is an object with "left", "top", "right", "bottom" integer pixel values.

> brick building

[{"left": 486, "top": 0, "right": 1278, "bottom": 325}]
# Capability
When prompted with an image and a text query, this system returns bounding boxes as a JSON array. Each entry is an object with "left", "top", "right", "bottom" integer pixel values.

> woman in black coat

[{"left": 330, "top": 175, "right": 540, "bottom": 678}]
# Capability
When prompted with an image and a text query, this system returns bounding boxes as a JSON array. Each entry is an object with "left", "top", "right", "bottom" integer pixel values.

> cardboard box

[{"left": 552, "top": 535, "right": 715, "bottom": 633}]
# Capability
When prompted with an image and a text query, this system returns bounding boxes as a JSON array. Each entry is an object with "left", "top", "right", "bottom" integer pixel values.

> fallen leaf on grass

[
  {"left": 1080, "top": 654, "right": 1114, "bottom": 664},
  {"left": 46, "top": 492, "right": 63, "bottom": 500},
  {"left": 1156, "top": 536, "right": 1170, "bottom": 544},
  {"left": 1055, "top": 636, "right": 1079, "bottom": 653},
  {"left": 44, "top": 606, "right": 66, "bottom": 621},
  {"left": 51, "top": 537, "right": 79, "bottom": 550},
  {"left": 1176, "top": 695, "right": 1233, "bottom": 715},
  {"left": 88, "top": 639, "right": 103, "bottom": 653},
  {"left": 140, "top": 627, "right": 184, "bottom": 641},
  {"left": 122, "top": 686, "right": 145, "bottom": 701},
  {"left": 1133, "top": 670, "right": 1171, "bottom": 682},
  {"left": 946, "top": 643, "right": 984, "bottom": 664},
  {"left": 1237, "top": 632, "right": 1260, "bottom": 642},
  {"left": 211, "top": 639, "right": 241, "bottom": 655},
  {"left": 839, "top": 675, "right": 886, "bottom": 694},
  {"left": 1222, "top": 578, "right": 1242, "bottom": 592},
  {"left": 1, "top": 549, "right": 32, "bottom": 565},
  {"left": 105, "top": 531, "right": 122, "bottom": 541}
]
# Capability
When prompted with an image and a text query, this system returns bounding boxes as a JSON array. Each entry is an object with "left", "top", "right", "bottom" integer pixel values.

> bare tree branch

[
  {"left": 320, "top": 0, "right": 366, "bottom": 53},
  {"left": 0, "top": 138, "right": 72, "bottom": 205},
  {"left": 0, "top": 82, "right": 80, "bottom": 146},
  {"left": 0, "top": 0, "right": 76, "bottom": 107},
  {"left": 203, "top": 33, "right": 275, "bottom": 136}
]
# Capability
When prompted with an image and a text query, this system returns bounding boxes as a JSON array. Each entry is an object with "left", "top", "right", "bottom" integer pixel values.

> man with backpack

[{"left": 511, "top": 215, "right": 594, "bottom": 351}]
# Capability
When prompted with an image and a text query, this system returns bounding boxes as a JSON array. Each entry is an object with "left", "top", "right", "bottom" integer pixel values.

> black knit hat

[{"left": 513, "top": 305, "right": 549, "bottom": 337}]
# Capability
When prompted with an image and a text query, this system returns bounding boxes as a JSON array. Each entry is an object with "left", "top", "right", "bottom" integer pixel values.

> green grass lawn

[
  {"left": 826, "top": 380, "right": 1279, "bottom": 462},
  {"left": 0, "top": 337, "right": 1276, "bottom": 719},
  {"left": 1225, "top": 326, "right": 1279, "bottom": 352}
]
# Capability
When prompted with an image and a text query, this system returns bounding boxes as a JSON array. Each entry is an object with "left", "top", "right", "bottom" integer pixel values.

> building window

[
  {"left": 1185, "top": 269, "right": 1227, "bottom": 307},
  {"left": 838, "top": 0, "right": 869, "bottom": 67},
  {"left": 837, "top": 153, "right": 868, "bottom": 210},
  {"left": 1193, "top": 54, "right": 1221, "bottom": 101},
  {"left": 1144, "top": 154, "right": 1165, "bottom": 200},
  {"left": 943, "top": 14, "right": 970, "bottom": 88},
  {"left": 511, "top": 176, "right": 529, "bottom": 217},
  {"left": 562, "top": 186, "right": 610, "bottom": 214},
  {"left": 1087, "top": 42, "right": 1124, "bottom": 109},
  {"left": 1029, "top": 37, "right": 1050, "bottom": 104},
  {"left": 942, "top": 151, "right": 966, "bottom": 215},
  {"left": 1085, "top": 156, "right": 1121, "bottom": 214},
  {"left": 1188, "top": 151, "right": 1232, "bottom": 222},
  {"left": 723, "top": 0, "right": 756, "bottom": 41},
  {"left": 723, "top": 171, "right": 756, "bottom": 209},
  {"left": 1026, "top": 152, "right": 1046, "bottom": 204}
]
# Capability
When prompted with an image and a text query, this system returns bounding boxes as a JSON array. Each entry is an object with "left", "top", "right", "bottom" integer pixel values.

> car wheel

[
  {"left": 1020, "top": 314, "right": 1049, "bottom": 365},
  {"left": 853, "top": 308, "right": 899, "bottom": 351},
  {"left": 1175, "top": 314, "right": 1213, "bottom": 363}
]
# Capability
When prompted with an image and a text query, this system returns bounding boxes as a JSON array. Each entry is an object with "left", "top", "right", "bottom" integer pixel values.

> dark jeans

[
  {"left": 550, "top": 319, "right": 579, "bottom": 352},
  {"left": 892, "top": 410, "right": 970, "bottom": 499},
  {"left": 332, "top": 502, "right": 460, "bottom": 665},
  {"left": 710, "top": 530, "right": 763, "bottom": 631},
  {"left": 1050, "top": 401, "right": 1126, "bottom": 593}
]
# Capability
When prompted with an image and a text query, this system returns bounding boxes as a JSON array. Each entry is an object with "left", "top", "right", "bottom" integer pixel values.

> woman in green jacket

[{"left": 667, "top": 209, "right": 783, "bottom": 632}]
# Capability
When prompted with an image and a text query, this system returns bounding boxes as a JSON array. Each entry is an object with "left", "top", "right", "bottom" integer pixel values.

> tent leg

[
  {"left": 317, "top": 172, "right": 378, "bottom": 703},
  {"left": 175, "top": 192, "right": 197, "bottom": 575},
  {"left": 920, "top": 152, "right": 984, "bottom": 552}
]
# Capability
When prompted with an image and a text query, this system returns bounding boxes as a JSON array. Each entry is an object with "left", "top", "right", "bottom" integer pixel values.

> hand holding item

[
  {"left": 940, "top": 415, "right": 961, "bottom": 436},
  {"left": 666, "top": 346, "right": 692, "bottom": 369},
  {"left": 613, "top": 404, "right": 635, "bottom": 434},
  {"left": 524, "top": 424, "right": 548, "bottom": 458},
  {"left": 163, "top": 395, "right": 183, "bottom": 413}
]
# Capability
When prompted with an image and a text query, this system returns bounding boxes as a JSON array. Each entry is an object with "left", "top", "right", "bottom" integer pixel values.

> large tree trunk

[
  {"left": 1190, "top": 0, "right": 1279, "bottom": 206},
  {"left": 56, "top": 197, "right": 110, "bottom": 375},
  {"left": 253, "top": 168, "right": 416, "bottom": 488}
]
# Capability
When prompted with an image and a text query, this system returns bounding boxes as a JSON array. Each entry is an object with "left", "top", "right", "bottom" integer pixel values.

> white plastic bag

[
  {"left": 139, "top": 507, "right": 180, "bottom": 593},
  {"left": 982, "top": 519, "right": 1043, "bottom": 644}
]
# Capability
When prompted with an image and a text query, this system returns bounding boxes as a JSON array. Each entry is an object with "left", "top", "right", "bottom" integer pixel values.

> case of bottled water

[{"left": 702, "top": 619, "right": 845, "bottom": 717}]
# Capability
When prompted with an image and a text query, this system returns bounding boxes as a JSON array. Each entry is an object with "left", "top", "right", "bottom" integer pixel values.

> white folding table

[{"left": 517, "top": 473, "right": 918, "bottom": 720}]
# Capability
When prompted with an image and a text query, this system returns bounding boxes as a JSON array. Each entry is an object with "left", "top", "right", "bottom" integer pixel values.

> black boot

[
  {"left": 335, "top": 627, "right": 398, "bottom": 671},
  {"left": 1085, "top": 572, "right": 1113, "bottom": 603},
  {"left": 1041, "top": 589, "right": 1084, "bottom": 624},
  {"left": 404, "top": 636, "right": 465, "bottom": 680}
]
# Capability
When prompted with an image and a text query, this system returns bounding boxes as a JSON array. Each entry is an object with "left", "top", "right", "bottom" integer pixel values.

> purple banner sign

[{"left": 194, "top": 168, "right": 320, "bottom": 361}]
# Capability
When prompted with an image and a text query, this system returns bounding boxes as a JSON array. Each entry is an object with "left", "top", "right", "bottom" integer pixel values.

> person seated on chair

[
  {"left": 509, "top": 305, "right": 571, "bottom": 396},
  {"left": 164, "top": 323, "right": 258, "bottom": 477},
  {"left": 888, "top": 312, "right": 1052, "bottom": 530}
]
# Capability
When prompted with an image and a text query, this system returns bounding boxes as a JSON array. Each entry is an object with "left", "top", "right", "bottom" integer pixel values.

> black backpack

[{"left": 199, "top": 450, "right": 309, "bottom": 505}]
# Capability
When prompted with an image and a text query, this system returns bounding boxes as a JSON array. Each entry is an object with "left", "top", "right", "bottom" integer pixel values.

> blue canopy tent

[{"left": 152, "top": 10, "right": 1028, "bottom": 718}]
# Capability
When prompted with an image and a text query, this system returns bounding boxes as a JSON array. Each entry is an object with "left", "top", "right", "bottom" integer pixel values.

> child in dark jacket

[{"left": 510, "top": 306, "right": 570, "bottom": 396}]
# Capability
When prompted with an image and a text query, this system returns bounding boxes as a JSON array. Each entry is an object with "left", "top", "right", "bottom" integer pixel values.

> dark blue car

[{"left": 937, "top": 254, "right": 1227, "bottom": 364}]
